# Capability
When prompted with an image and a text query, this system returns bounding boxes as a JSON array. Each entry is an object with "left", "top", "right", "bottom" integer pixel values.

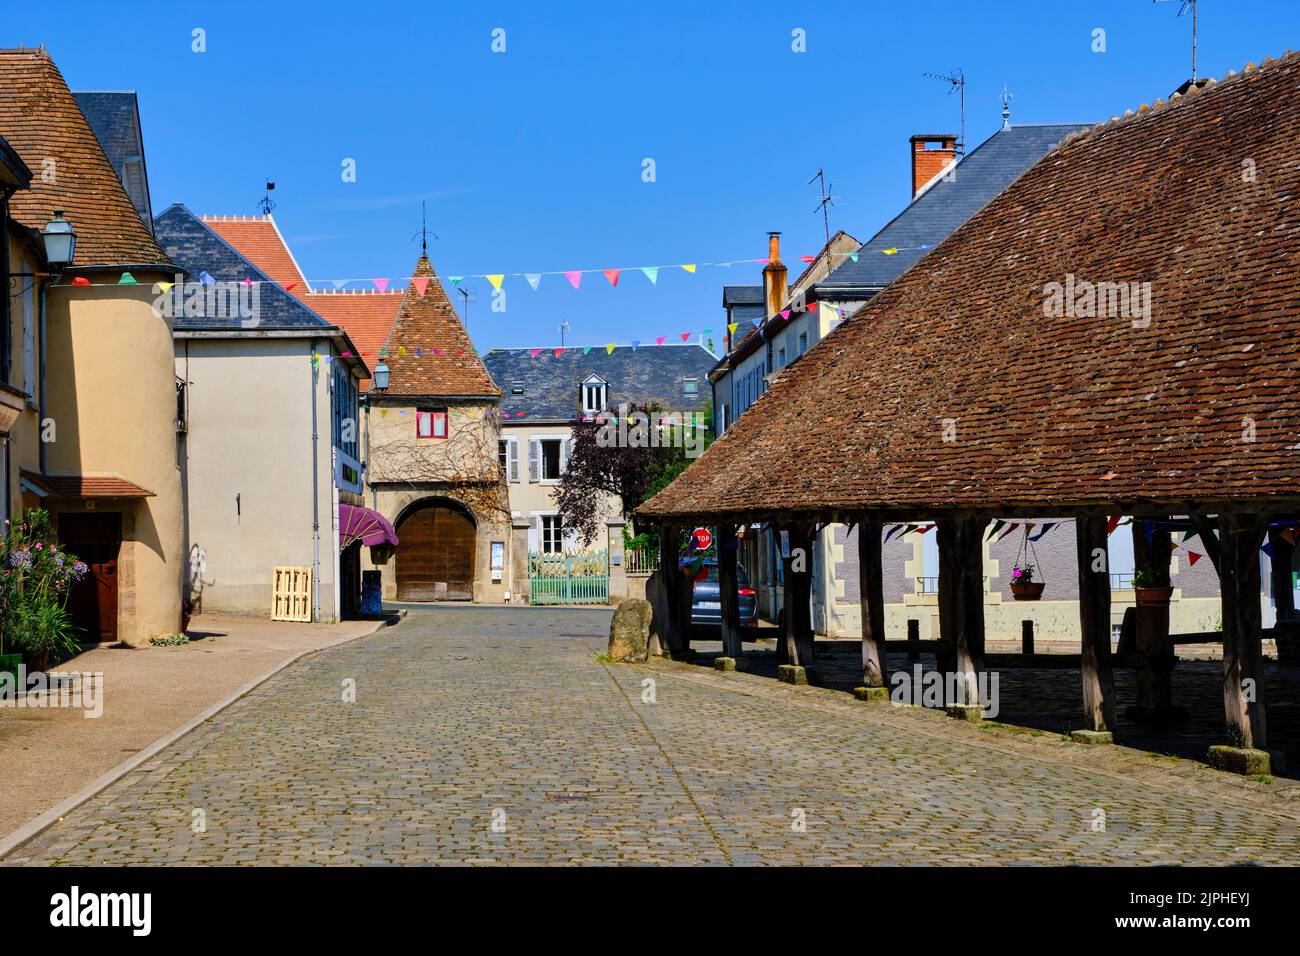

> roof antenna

[
  {"left": 809, "top": 168, "right": 836, "bottom": 245},
  {"left": 559, "top": 320, "right": 570, "bottom": 348},
  {"left": 1000, "top": 84, "right": 1013, "bottom": 130},
  {"left": 413, "top": 200, "right": 438, "bottom": 253},
  {"left": 924, "top": 68, "right": 966, "bottom": 157},
  {"left": 458, "top": 286, "right": 474, "bottom": 329},
  {"left": 258, "top": 180, "right": 276, "bottom": 216},
  {"left": 1154, "top": 1, "right": 1200, "bottom": 83}
]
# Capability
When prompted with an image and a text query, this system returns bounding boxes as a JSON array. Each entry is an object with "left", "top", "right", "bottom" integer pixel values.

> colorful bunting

[
  {"left": 606, "top": 344, "right": 616, "bottom": 354},
  {"left": 728, "top": 323, "right": 738, "bottom": 335},
  {"left": 373, "top": 278, "right": 389, "bottom": 291},
  {"left": 486, "top": 274, "right": 505, "bottom": 291},
  {"left": 530, "top": 348, "right": 542, "bottom": 357},
  {"left": 680, "top": 333, "right": 691, "bottom": 341},
  {"left": 655, "top": 336, "right": 665, "bottom": 346},
  {"left": 118, "top": 272, "right": 137, "bottom": 285},
  {"left": 641, "top": 267, "right": 659, "bottom": 284},
  {"left": 199, "top": 271, "right": 216, "bottom": 286},
  {"left": 565, "top": 271, "right": 582, "bottom": 289},
  {"left": 680, "top": 264, "right": 696, "bottom": 273},
  {"left": 525, "top": 273, "right": 542, "bottom": 290},
  {"left": 603, "top": 269, "right": 621, "bottom": 287},
  {"left": 412, "top": 276, "right": 430, "bottom": 297},
  {"left": 72, "top": 276, "right": 91, "bottom": 286},
  {"left": 448, "top": 276, "right": 464, "bottom": 285}
]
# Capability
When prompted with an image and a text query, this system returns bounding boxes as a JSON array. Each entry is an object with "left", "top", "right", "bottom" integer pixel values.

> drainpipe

[
  {"left": 38, "top": 276, "right": 47, "bottom": 475},
  {"left": 310, "top": 339, "right": 321, "bottom": 623}
]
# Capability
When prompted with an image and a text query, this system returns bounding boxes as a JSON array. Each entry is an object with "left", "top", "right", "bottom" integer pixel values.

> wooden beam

[
  {"left": 1076, "top": 515, "right": 1116, "bottom": 732},
  {"left": 935, "top": 517, "right": 984, "bottom": 706},
  {"left": 717, "top": 523, "right": 742, "bottom": 659},
  {"left": 856, "top": 518, "right": 888, "bottom": 687},
  {"left": 782, "top": 522, "right": 815, "bottom": 666},
  {"left": 1132, "top": 518, "right": 1174, "bottom": 715},
  {"left": 1218, "top": 513, "right": 1268, "bottom": 750},
  {"left": 651, "top": 523, "right": 684, "bottom": 654},
  {"left": 1267, "top": 527, "right": 1295, "bottom": 622},
  {"left": 1189, "top": 514, "right": 1222, "bottom": 573}
]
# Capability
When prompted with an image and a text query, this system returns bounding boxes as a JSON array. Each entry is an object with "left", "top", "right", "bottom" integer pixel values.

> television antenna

[
  {"left": 809, "top": 168, "right": 836, "bottom": 245},
  {"left": 412, "top": 200, "right": 438, "bottom": 253},
  {"left": 258, "top": 180, "right": 276, "bottom": 215},
  {"left": 1154, "top": 0, "right": 1200, "bottom": 83},
  {"left": 458, "top": 286, "right": 475, "bottom": 329},
  {"left": 924, "top": 68, "right": 966, "bottom": 157},
  {"left": 559, "top": 320, "right": 571, "bottom": 348}
]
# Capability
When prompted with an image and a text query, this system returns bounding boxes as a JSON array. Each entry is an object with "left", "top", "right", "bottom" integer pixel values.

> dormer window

[
  {"left": 682, "top": 377, "right": 699, "bottom": 397},
  {"left": 511, "top": 382, "right": 524, "bottom": 395},
  {"left": 581, "top": 375, "right": 607, "bottom": 415}
]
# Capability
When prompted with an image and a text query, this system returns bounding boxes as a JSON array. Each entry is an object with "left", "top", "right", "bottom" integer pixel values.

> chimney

[
  {"left": 910, "top": 134, "right": 958, "bottom": 199},
  {"left": 762, "top": 231, "right": 788, "bottom": 319}
]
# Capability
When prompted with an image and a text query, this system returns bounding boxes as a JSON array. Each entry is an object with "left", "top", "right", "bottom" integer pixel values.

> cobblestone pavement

[{"left": 6, "top": 607, "right": 1300, "bottom": 865}]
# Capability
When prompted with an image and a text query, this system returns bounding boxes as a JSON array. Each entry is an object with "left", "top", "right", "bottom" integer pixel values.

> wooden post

[
  {"left": 906, "top": 618, "right": 920, "bottom": 662},
  {"left": 935, "top": 517, "right": 984, "bottom": 707},
  {"left": 718, "top": 523, "right": 742, "bottom": 659},
  {"left": 1021, "top": 619, "right": 1034, "bottom": 655},
  {"left": 1076, "top": 515, "right": 1116, "bottom": 732},
  {"left": 857, "top": 518, "right": 888, "bottom": 687},
  {"left": 782, "top": 522, "right": 815, "bottom": 666},
  {"left": 1132, "top": 518, "right": 1174, "bottom": 715},
  {"left": 651, "top": 523, "right": 684, "bottom": 654},
  {"left": 1218, "top": 513, "right": 1268, "bottom": 750},
  {"left": 1267, "top": 527, "right": 1295, "bottom": 622}
]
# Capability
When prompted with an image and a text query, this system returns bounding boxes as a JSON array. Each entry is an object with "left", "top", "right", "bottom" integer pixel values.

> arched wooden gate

[{"left": 395, "top": 500, "right": 476, "bottom": 601}]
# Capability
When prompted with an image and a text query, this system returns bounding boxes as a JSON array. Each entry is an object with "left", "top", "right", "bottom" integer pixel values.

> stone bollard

[{"left": 607, "top": 598, "right": 653, "bottom": 663}]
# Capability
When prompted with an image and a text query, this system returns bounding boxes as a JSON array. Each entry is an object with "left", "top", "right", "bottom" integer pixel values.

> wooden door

[
  {"left": 59, "top": 513, "right": 121, "bottom": 643},
  {"left": 396, "top": 504, "right": 476, "bottom": 601}
]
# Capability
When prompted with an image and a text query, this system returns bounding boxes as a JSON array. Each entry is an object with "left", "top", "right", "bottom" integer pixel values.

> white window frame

[
  {"left": 581, "top": 375, "right": 607, "bottom": 416},
  {"left": 537, "top": 436, "right": 565, "bottom": 483},
  {"left": 540, "top": 514, "right": 565, "bottom": 554}
]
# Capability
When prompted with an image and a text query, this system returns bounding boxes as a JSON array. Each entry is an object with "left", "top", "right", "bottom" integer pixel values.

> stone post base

[
  {"left": 777, "top": 664, "right": 819, "bottom": 686},
  {"left": 1207, "top": 745, "right": 1275, "bottom": 776},
  {"left": 1069, "top": 729, "right": 1114, "bottom": 745},
  {"left": 945, "top": 704, "right": 984, "bottom": 722},
  {"left": 713, "top": 656, "right": 736, "bottom": 671},
  {"left": 853, "top": 686, "right": 890, "bottom": 702}
]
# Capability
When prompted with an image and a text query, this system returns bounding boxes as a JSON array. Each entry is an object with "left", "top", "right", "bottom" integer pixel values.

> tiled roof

[
  {"left": 202, "top": 216, "right": 309, "bottom": 293},
  {"left": 302, "top": 292, "right": 403, "bottom": 386},
  {"left": 817, "top": 123, "right": 1092, "bottom": 292},
  {"left": 0, "top": 48, "right": 171, "bottom": 269},
  {"left": 153, "top": 204, "right": 336, "bottom": 331},
  {"left": 483, "top": 344, "right": 716, "bottom": 421},
  {"left": 641, "top": 53, "right": 1300, "bottom": 520},
  {"left": 22, "top": 470, "right": 153, "bottom": 498},
  {"left": 723, "top": 285, "right": 764, "bottom": 306},
  {"left": 71, "top": 91, "right": 152, "bottom": 226},
  {"left": 379, "top": 255, "right": 500, "bottom": 399}
]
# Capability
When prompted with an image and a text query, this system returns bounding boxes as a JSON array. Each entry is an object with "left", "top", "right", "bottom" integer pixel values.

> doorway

[
  {"left": 395, "top": 501, "right": 476, "bottom": 601},
  {"left": 59, "top": 512, "right": 122, "bottom": 643}
]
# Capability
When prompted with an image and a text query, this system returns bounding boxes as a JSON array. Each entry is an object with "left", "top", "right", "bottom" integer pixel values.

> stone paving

[{"left": 5, "top": 606, "right": 1300, "bottom": 865}]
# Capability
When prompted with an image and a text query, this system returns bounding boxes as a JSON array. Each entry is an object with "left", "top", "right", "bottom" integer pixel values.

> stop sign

[{"left": 691, "top": 527, "right": 713, "bottom": 550}]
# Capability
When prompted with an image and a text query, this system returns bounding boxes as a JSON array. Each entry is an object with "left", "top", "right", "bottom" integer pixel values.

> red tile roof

[
  {"left": 201, "top": 216, "right": 309, "bottom": 293},
  {"left": 301, "top": 291, "right": 403, "bottom": 388},
  {"left": 0, "top": 47, "right": 171, "bottom": 269},
  {"left": 23, "top": 470, "right": 154, "bottom": 499},
  {"left": 379, "top": 255, "right": 501, "bottom": 399},
  {"left": 642, "top": 52, "right": 1300, "bottom": 521}
]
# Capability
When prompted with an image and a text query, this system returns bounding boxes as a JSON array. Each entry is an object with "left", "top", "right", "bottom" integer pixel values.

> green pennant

[
  {"left": 448, "top": 276, "right": 464, "bottom": 285},
  {"left": 118, "top": 271, "right": 138, "bottom": 285},
  {"left": 1182, "top": 528, "right": 1199, "bottom": 545},
  {"left": 986, "top": 519, "right": 1006, "bottom": 541}
]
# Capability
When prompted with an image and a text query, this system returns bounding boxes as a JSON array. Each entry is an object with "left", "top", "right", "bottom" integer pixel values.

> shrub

[{"left": 0, "top": 509, "right": 88, "bottom": 669}]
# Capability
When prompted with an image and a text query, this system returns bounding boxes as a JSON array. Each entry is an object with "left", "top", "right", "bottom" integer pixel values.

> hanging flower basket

[
  {"left": 1132, "top": 569, "right": 1173, "bottom": 606},
  {"left": 1010, "top": 579, "right": 1045, "bottom": 601},
  {"left": 1009, "top": 529, "right": 1046, "bottom": 600}
]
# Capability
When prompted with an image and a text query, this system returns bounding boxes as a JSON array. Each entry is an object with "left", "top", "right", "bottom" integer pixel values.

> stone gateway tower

[{"left": 364, "top": 255, "right": 509, "bottom": 603}]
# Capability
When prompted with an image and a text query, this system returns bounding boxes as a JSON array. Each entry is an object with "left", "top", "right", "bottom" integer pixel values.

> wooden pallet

[{"left": 272, "top": 566, "right": 313, "bottom": 622}]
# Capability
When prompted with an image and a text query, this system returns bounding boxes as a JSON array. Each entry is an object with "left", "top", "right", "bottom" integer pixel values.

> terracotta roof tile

[
  {"left": 0, "top": 47, "right": 171, "bottom": 269},
  {"left": 302, "top": 291, "right": 403, "bottom": 387},
  {"left": 642, "top": 52, "right": 1300, "bottom": 521},
  {"left": 22, "top": 470, "right": 154, "bottom": 498},
  {"left": 202, "top": 216, "right": 310, "bottom": 293}
]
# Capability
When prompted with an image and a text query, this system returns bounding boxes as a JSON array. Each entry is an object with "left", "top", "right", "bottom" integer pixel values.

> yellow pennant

[
  {"left": 680, "top": 264, "right": 697, "bottom": 273},
  {"left": 156, "top": 281, "right": 175, "bottom": 292},
  {"left": 487, "top": 274, "right": 505, "bottom": 290},
  {"left": 605, "top": 343, "right": 616, "bottom": 355},
  {"left": 398, "top": 345, "right": 406, "bottom": 356},
  {"left": 728, "top": 322, "right": 738, "bottom": 334},
  {"left": 883, "top": 247, "right": 898, "bottom": 255}
]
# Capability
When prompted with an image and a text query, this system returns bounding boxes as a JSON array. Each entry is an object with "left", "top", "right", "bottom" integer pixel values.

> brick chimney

[
  {"left": 762, "top": 231, "right": 787, "bottom": 318},
  {"left": 910, "top": 134, "right": 958, "bottom": 199}
]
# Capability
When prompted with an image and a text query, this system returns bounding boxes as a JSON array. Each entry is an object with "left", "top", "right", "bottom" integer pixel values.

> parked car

[{"left": 681, "top": 558, "right": 759, "bottom": 632}]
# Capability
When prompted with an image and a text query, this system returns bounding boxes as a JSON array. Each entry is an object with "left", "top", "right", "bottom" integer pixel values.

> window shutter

[
  {"left": 559, "top": 437, "right": 569, "bottom": 475},
  {"left": 508, "top": 439, "right": 519, "bottom": 482},
  {"left": 528, "top": 438, "right": 540, "bottom": 483},
  {"left": 22, "top": 285, "right": 35, "bottom": 398}
]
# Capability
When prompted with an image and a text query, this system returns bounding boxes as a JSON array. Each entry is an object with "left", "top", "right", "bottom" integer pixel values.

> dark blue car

[{"left": 682, "top": 559, "right": 759, "bottom": 632}]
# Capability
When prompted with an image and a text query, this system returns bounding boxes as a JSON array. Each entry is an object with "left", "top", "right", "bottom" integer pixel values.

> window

[
  {"left": 529, "top": 436, "right": 567, "bottom": 482},
  {"left": 582, "top": 377, "right": 607, "bottom": 415},
  {"left": 331, "top": 360, "right": 358, "bottom": 459},
  {"left": 777, "top": 346, "right": 786, "bottom": 369},
  {"left": 682, "top": 377, "right": 699, "bottom": 397},
  {"left": 798, "top": 332, "right": 809, "bottom": 356},
  {"left": 541, "top": 515, "right": 565, "bottom": 554},
  {"left": 416, "top": 409, "right": 448, "bottom": 439},
  {"left": 511, "top": 382, "right": 524, "bottom": 395},
  {"left": 498, "top": 438, "right": 519, "bottom": 482},
  {"left": 540, "top": 438, "right": 562, "bottom": 480},
  {"left": 498, "top": 440, "right": 508, "bottom": 472}
]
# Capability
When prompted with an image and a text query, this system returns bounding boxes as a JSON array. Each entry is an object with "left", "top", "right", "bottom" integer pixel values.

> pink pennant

[
  {"left": 412, "top": 276, "right": 430, "bottom": 296},
  {"left": 655, "top": 336, "right": 665, "bottom": 346},
  {"left": 373, "top": 278, "right": 389, "bottom": 292},
  {"left": 780, "top": 309, "right": 790, "bottom": 319},
  {"left": 565, "top": 271, "right": 582, "bottom": 289},
  {"left": 433, "top": 347, "right": 442, "bottom": 355},
  {"left": 603, "top": 269, "right": 620, "bottom": 287},
  {"left": 554, "top": 348, "right": 564, "bottom": 357},
  {"left": 680, "top": 332, "right": 691, "bottom": 341},
  {"left": 800, "top": 255, "right": 814, "bottom": 263},
  {"left": 530, "top": 348, "right": 542, "bottom": 357}
]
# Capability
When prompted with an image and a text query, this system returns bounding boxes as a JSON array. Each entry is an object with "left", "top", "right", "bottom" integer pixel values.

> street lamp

[
  {"left": 372, "top": 361, "right": 390, "bottom": 391},
  {"left": 41, "top": 210, "right": 76, "bottom": 269}
]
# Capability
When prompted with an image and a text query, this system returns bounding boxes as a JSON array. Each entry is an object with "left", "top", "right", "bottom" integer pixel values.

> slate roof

[
  {"left": 723, "top": 285, "right": 764, "bottom": 306},
  {"left": 484, "top": 344, "right": 716, "bottom": 422},
  {"left": 641, "top": 53, "right": 1300, "bottom": 520},
  {"left": 817, "top": 123, "right": 1092, "bottom": 292},
  {"left": 0, "top": 48, "right": 171, "bottom": 270},
  {"left": 154, "top": 204, "right": 337, "bottom": 331},
  {"left": 71, "top": 91, "right": 152, "bottom": 226},
  {"left": 379, "top": 254, "right": 500, "bottom": 399}
]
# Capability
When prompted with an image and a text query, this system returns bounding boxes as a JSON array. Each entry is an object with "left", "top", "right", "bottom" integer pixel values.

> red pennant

[
  {"left": 806, "top": 301, "right": 817, "bottom": 312},
  {"left": 680, "top": 332, "right": 691, "bottom": 341},
  {"left": 603, "top": 269, "right": 620, "bottom": 287},
  {"left": 554, "top": 348, "right": 564, "bottom": 357},
  {"left": 72, "top": 276, "right": 91, "bottom": 286},
  {"left": 412, "top": 276, "right": 430, "bottom": 296},
  {"left": 284, "top": 281, "right": 298, "bottom": 292},
  {"left": 1188, "top": 551, "right": 1203, "bottom": 566},
  {"left": 655, "top": 336, "right": 665, "bottom": 346}
]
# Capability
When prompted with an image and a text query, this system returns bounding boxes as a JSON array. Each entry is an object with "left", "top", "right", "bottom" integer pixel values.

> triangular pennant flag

[
  {"left": 996, "top": 522, "right": 1020, "bottom": 543},
  {"left": 603, "top": 269, "right": 620, "bottom": 287},
  {"left": 883, "top": 248, "right": 898, "bottom": 256},
  {"left": 702, "top": 327, "right": 713, "bottom": 334},
  {"left": 331, "top": 279, "right": 348, "bottom": 290},
  {"left": 1182, "top": 528, "right": 1199, "bottom": 545},
  {"left": 583, "top": 346, "right": 592, "bottom": 355},
  {"left": 554, "top": 348, "right": 564, "bottom": 357},
  {"left": 530, "top": 348, "right": 543, "bottom": 358},
  {"left": 631, "top": 340, "right": 640, "bottom": 351},
  {"left": 1028, "top": 522, "right": 1058, "bottom": 542},
  {"left": 779, "top": 309, "right": 790, "bottom": 320},
  {"left": 1106, "top": 515, "right": 1123, "bottom": 536},
  {"left": 285, "top": 281, "right": 298, "bottom": 292},
  {"left": 751, "top": 319, "right": 761, "bottom": 328},
  {"left": 1188, "top": 551, "right": 1203, "bottom": 566},
  {"left": 986, "top": 519, "right": 1006, "bottom": 541},
  {"left": 641, "top": 267, "right": 658, "bottom": 284},
  {"left": 373, "top": 278, "right": 389, "bottom": 291},
  {"left": 806, "top": 301, "right": 817, "bottom": 312},
  {"left": 680, "top": 264, "right": 696, "bottom": 273},
  {"left": 564, "top": 271, "right": 582, "bottom": 289},
  {"left": 487, "top": 274, "right": 505, "bottom": 291},
  {"left": 525, "top": 273, "right": 542, "bottom": 290},
  {"left": 849, "top": 253, "right": 859, "bottom": 262},
  {"left": 416, "top": 347, "right": 423, "bottom": 356},
  {"left": 71, "top": 276, "right": 91, "bottom": 286},
  {"left": 448, "top": 276, "right": 464, "bottom": 285},
  {"left": 397, "top": 346, "right": 406, "bottom": 357},
  {"left": 412, "top": 276, "right": 431, "bottom": 296},
  {"left": 156, "top": 281, "right": 175, "bottom": 292},
  {"left": 1262, "top": 541, "right": 1275, "bottom": 559},
  {"left": 433, "top": 347, "right": 442, "bottom": 355},
  {"left": 118, "top": 272, "right": 138, "bottom": 285},
  {"left": 606, "top": 344, "right": 616, "bottom": 355},
  {"left": 800, "top": 255, "right": 814, "bottom": 263},
  {"left": 655, "top": 336, "right": 665, "bottom": 346},
  {"left": 728, "top": 323, "right": 738, "bottom": 335},
  {"left": 883, "top": 524, "right": 901, "bottom": 543},
  {"left": 918, "top": 244, "right": 934, "bottom": 250},
  {"left": 242, "top": 277, "right": 254, "bottom": 286},
  {"left": 680, "top": 333, "right": 691, "bottom": 341},
  {"left": 199, "top": 271, "right": 216, "bottom": 286}
]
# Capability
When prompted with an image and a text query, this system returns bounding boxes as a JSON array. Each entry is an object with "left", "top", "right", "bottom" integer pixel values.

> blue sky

[{"left": 12, "top": 0, "right": 1298, "bottom": 352}]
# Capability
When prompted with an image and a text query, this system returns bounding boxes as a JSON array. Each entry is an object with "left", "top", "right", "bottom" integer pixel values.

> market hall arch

[{"left": 393, "top": 497, "right": 477, "bottom": 601}]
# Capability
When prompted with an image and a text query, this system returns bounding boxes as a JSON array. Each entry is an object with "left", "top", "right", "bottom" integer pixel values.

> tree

[{"left": 555, "top": 402, "right": 712, "bottom": 546}]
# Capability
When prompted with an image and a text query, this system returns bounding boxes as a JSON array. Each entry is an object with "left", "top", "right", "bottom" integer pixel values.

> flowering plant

[
  {"left": 0, "top": 509, "right": 87, "bottom": 668},
  {"left": 1011, "top": 564, "right": 1036, "bottom": 584}
]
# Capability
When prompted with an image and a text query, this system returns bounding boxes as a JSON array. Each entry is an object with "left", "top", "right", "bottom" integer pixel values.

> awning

[
  {"left": 21, "top": 470, "right": 155, "bottom": 499},
  {"left": 339, "top": 504, "right": 399, "bottom": 551}
]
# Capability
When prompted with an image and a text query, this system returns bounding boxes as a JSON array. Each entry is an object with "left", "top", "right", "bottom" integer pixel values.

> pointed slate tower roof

[{"left": 380, "top": 254, "right": 500, "bottom": 399}]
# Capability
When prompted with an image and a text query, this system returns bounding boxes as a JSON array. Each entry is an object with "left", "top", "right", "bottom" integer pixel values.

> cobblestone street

[{"left": 6, "top": 606, "right": 1300, "bottom": 865}]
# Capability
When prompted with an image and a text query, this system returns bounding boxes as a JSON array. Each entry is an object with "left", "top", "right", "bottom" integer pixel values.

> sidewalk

[{"left": 0, "top": 613, "right": 386, "bottom": 844}]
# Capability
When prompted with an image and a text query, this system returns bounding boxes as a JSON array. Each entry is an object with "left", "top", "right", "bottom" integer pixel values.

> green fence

[{"left": 529, "top": 551, "right": 609, "bottom": 605}]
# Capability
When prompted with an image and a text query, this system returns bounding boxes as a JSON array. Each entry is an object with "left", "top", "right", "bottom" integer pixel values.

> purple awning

[{"left": 339, "top": 504, "right": 399, "bottom": 551}]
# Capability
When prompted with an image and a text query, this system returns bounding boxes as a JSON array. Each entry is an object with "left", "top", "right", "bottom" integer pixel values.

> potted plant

[
  {"left": 1132, "top": 568, "right": 1174, "bottom": 606},
  {"left": 1010, "top": 564, "right": 1045, "bottom": 600}
]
